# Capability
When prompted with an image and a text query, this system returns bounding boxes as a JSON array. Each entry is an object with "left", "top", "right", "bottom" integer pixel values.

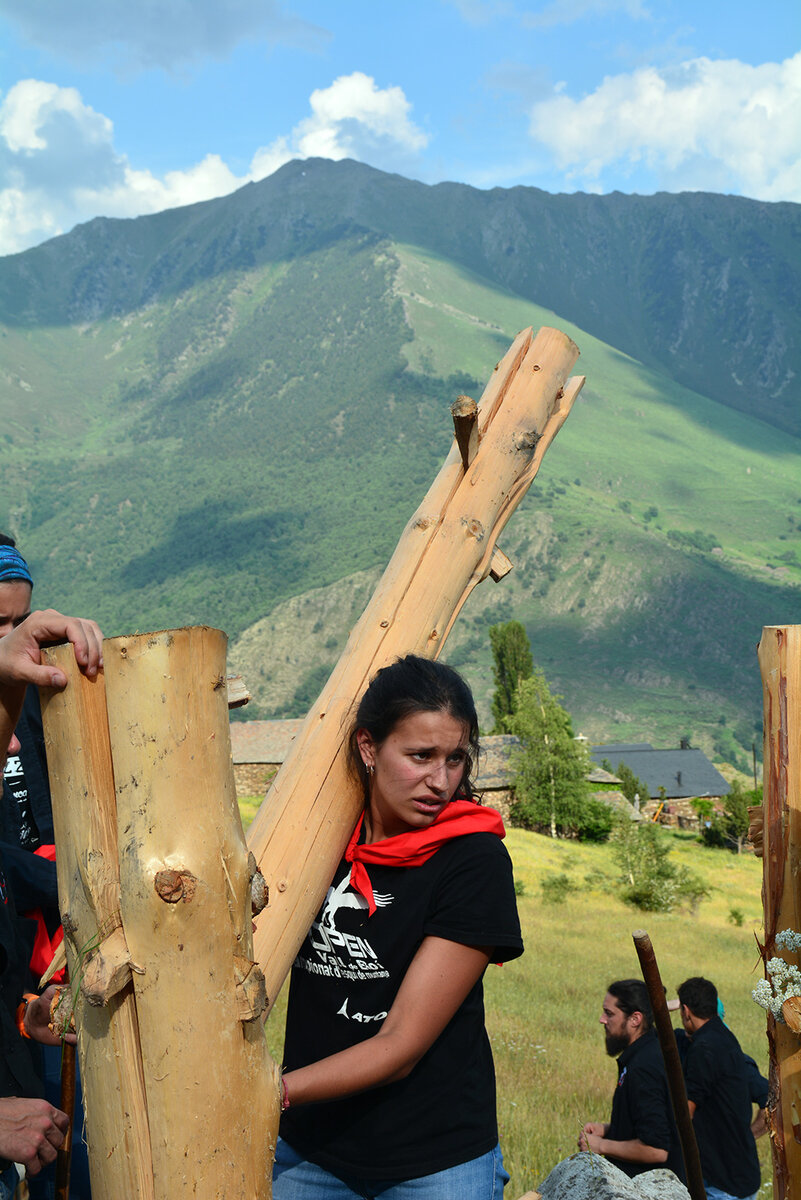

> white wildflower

[{"left": 752, "top": 929, "right": 801, "bottom": 1023}]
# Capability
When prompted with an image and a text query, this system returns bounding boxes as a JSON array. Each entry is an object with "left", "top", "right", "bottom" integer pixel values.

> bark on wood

[
  {"left": 248, "top": 325, "right": 584, "bottom": 1006},
  {"left": 39, "top": 662, "right": 155, "bottom": 1200},
  {"left": 102, "top": 627, "right": 279, "bottom": 1199},
  {"left": 757, "top": 625, "right": 801, "bottom": 1200}
]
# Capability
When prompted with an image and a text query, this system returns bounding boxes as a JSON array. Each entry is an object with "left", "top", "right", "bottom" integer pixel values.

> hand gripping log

[{"left": 248, "top": 325, "right": 585, "bottom": 1006}]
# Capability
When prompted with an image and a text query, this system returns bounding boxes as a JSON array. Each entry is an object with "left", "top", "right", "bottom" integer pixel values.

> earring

[{"left": 366, "top": 764, "right": 374, "bottom": 776}]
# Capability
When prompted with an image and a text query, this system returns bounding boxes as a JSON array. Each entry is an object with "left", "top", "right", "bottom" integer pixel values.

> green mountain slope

[
  {"left": 2, "top": 158, "right": 799, "bottom": 433},
  {"left": 0, "top": 164, "right": 799, "bottom": 765},
  {"left": 226, "top": 243, "right": 801, "bottom": 763}
]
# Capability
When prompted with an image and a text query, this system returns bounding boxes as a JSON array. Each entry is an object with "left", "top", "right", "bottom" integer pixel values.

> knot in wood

[
  {"left": 462, "top": 517, "right": 485, "bottom": 541},
  {"left": 515, "top": 430, "right": 541, "bottom": 451},
  {"left": 154, "top": 868, "right": 197, "bottom": 904}
]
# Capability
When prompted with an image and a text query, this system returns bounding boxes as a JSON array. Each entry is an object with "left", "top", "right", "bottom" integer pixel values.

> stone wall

[{"left": 233, "top": 763, "right": 278, "bottom": 796}]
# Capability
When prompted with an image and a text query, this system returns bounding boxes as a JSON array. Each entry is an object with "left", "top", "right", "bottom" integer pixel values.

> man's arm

[{"left": 578, "top": 1128, "right": 668, "bottom": 1164}]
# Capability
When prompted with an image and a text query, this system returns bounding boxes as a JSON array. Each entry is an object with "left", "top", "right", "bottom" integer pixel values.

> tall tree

[
  {"left": 507, "top": 672, "right": 591, "bottom": 838},
  {"left": 489, "top": 620, "right": 534, "bottom": 732}
]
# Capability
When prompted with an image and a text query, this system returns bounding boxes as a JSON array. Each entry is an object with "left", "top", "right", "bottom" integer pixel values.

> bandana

[
  {"left": 345, "top": 799, "right": 506, "bottom": 915},
  {"left": 0, "top": 546, "right": 33, "bottom": 587}
]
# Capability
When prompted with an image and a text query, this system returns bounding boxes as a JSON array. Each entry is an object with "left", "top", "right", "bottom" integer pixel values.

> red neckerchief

[
  {"left": 26, "top": 844, "right": 65, "bottom": 984},
  {"left": 344, "top": 799, "right": 505, "bottom": 915}
]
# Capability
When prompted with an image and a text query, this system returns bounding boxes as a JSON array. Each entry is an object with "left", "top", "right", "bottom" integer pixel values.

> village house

[
  {"left": 589, "top": 741, "right": 730, "bottom": 826},
  {"left": 228, "top": 721, "right": 640, "bottom": 825}
]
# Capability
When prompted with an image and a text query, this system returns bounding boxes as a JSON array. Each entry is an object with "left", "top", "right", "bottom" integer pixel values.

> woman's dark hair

[
  {"left": 348, "top": 654, "right": 480, "bottom": 803},
  {"left": 608, "top": 979, "right": 653, "bottom": 1032}
]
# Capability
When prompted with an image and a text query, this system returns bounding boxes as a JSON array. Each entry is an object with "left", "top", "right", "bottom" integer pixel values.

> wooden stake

[
  {"left": 39, "top": 660, "right": 155, "bottom": 1200},
  {"left": 249, "top": 326, "right": 584, "bottom": 1007},
  {"left": 757, "top": 625, "right": 801, "bottom": 1199},
  {"left": 632, "top": 930, "right": 705, "bottom": 1200},
  {"left": 54, "top": 1041, "right": 75, "bottom": 1200},
  {"left": 451, "top": 394, "right": 478, "bottom": 470}
]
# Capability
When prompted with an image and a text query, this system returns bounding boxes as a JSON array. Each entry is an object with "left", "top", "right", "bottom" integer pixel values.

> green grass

[
  {"left": 240, "top": 792, "right": 773, "bottom": 1195},
  {"left": 490, "top": 828, "right": 771, "bottom": 1194}
]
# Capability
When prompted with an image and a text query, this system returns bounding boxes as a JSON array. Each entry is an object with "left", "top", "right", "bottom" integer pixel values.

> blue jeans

[
  {"left": 273, "top": 1138, "right": 509, "bottom": 1200},
  {"left": 704, "top": 1185, "right": 758, "bottom": 1200},
  {"left": 0, "top": 1163, "right": 22, "bottom": 1200}
]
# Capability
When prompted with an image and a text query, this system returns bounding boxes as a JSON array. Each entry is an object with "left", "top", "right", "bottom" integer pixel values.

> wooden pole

[
  {"left": 40, "top": 659, "right": 155, "bottom": 1200},
  {"left": 54, "top": 1042, "right": 75, "bottom": 1200},
  {"left": 102, "top": 627, "right": 280, "bottom": 1199},
  {"left": 248, "top": 325, "right": 584, "bottom": 1006},
  {"left": 757, "top": 625, "right": 801, "bottom": 1199},
  {"left": 632, "top": 930, "right": 705, "bottom": 1200}
]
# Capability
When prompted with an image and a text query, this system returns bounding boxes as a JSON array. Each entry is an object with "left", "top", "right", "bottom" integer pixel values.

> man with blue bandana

[
  {"left": 0, "top": 538, "right": 60, "bottom": 963},
  {"left": 0, "top": 606, "right": 102, "bottom": 1197},
  {"left": 0, "top": 538, "right": 92, "bottom": 1199}
]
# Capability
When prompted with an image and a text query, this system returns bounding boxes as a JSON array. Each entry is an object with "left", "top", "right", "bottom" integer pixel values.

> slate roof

[
  {"left": 229, "top": 719, "right": 304, "bottom": 764},
  {"left": 229, "top": 722, "right": 521, "bottom": 791},
  {"left": 590, "top": 744, "right": 729, "bottom": 799},
  {"left": 587, "top": 765, "right": 621, "bottom": 784},
  {"left": 474, "top": 735, "right": 519, "bottom": 790},
  {"left": 590, "top": 789, "right": 642, "bottom": 820}
]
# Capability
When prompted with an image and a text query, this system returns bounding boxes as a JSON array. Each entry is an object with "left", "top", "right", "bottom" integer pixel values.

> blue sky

[{"left": 0, "top": 0, "right": 798, "bottom": 254}]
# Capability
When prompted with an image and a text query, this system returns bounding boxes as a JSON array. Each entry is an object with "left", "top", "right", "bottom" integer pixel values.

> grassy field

[{"left": 239, "top": 797, "right": 772, "bottom": 1195}]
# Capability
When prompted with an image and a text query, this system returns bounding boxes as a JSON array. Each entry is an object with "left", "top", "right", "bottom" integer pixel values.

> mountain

[
  {"left": 1, "top": 159, "right": 799, "bottom": 765},
  {"left": 4, "top": 158, "right": 799, "bottom": 434}
]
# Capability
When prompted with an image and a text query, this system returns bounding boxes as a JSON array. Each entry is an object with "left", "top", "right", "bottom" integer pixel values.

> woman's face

[
  {"left": 357, "top": 708, "right": 469, "bottom": 843},
  {"left": 0, "top": 580, "right": 32, "bottom": 639}
]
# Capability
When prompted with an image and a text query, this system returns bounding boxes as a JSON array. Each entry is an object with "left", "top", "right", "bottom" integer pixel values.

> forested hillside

[{"left": 1, "top": 160, "right": 799, "bottom": 761}]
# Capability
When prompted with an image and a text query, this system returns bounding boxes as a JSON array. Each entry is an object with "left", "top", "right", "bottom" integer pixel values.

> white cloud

[
  {"left": 247, "top": 72, "right": 429, "bottom": 182},
  {"left": 0, "top": 73, "right": 429, "bottom": 255},
  {"left": 528, "top": 52, "right": 801, "bottom": 201},
  {"left": 1, "top": 0, "right": 325, "bottom": 71},
  {"left": 0, "top": 80, "right": 248, "bottom": 254}
]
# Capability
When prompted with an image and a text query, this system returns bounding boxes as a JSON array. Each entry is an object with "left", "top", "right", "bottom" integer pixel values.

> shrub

[
  {"left": 611, "top": 818, "right": 708, "bottom": 913},
  {"left": 540, "top": 873, "right": 576, "bottom": 905}
]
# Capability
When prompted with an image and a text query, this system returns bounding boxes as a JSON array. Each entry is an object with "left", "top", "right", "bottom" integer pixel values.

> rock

[{"left": 536, "top": 1153, "right": 689, "bottom": 1200}]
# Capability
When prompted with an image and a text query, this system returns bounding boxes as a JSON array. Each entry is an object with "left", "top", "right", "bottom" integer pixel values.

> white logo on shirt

[
  {"left": 321, "top": 875, "right": 393, "bottom": 930},
  {"left": 337, "top": 996, "right": 388, "bottom": 1024}
]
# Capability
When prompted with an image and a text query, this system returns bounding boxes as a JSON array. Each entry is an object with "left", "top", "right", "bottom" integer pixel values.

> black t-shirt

[
  {"left": 607, "top": 1030, "right": 684, "bottom": 1180},
  {"left": 0, "top": 852, "right": 45, "bottom": 1101},
  {"left": 682, "top": 1017, "right": 760, "bottom": 1197},
  {"left": 280, "top": 831, "right": 523, "bottom": 1181}
]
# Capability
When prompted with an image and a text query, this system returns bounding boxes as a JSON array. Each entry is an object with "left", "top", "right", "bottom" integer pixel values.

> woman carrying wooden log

[{"left": 275, "top": 655, "right": 523, "bottom": 1200}]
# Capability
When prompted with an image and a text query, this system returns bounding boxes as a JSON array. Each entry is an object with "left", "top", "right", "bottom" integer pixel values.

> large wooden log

[
  {"left": 758, "top": 626, "right": 801, "bottom": 1199},
  {"left": 249, "top": 324, "right": 583, "bottom": 1005},
  {"left": 39, "top": 664, "right": 155, "bottom": 1200},
  {"left": 103, "top": 627, "right": 279, "bottom": 1198},
  {"left": 42, "top": 628, "right": 280, "bottom": 1200}
]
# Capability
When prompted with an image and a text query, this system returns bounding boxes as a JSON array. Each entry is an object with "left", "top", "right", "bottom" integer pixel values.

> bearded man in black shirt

[
  {"left": 678, "top": 976, "right": 761, "bottom": 1200},
  {"left": 579, "top": 978, "right": 683, "bottom": 1180}
]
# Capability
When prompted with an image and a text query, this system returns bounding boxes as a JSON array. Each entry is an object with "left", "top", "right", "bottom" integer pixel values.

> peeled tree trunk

[
  {"left": 38, "top": 323, "right": 583, "bottom": 1196},
  {"left": 41, "top": 628, "right": 279, "bottom": 1200},
  {"left": 757, "top": 626, "right": 801, "bottom": 1199},
  {"left": 248, "top": 324, "right": 584, "bottom": 1004}
]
